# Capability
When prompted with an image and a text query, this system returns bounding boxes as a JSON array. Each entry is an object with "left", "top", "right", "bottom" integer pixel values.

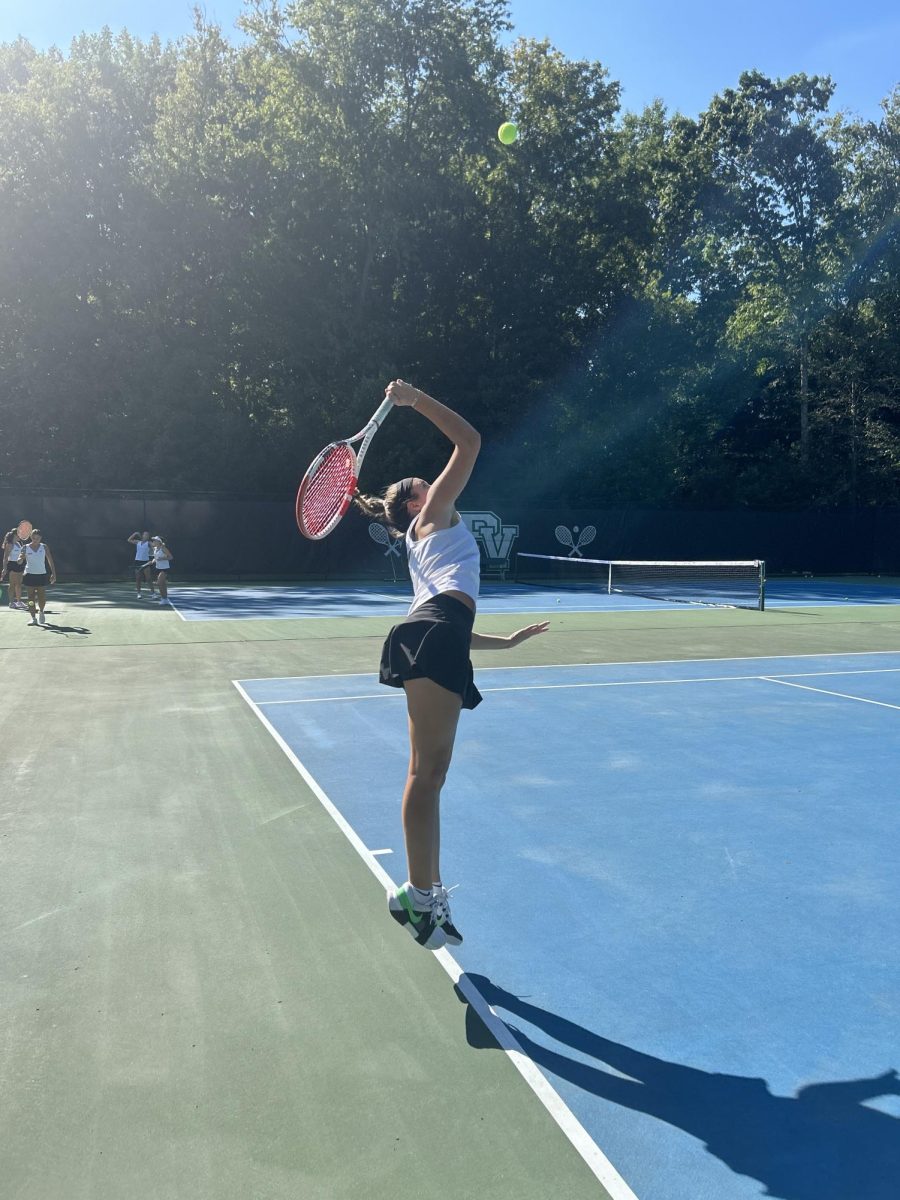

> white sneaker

[
  {"left": 432, "top": 884, "right": 463, "bottom": 946},
  {"left": 38, "top": 612, "right": 46, "bottom": 625},
  {"left": 158, "top": 597, "right": 168, "bottom": 605},
  {"left": 387, "top": 884, "right": 447, "bottom": 951}
]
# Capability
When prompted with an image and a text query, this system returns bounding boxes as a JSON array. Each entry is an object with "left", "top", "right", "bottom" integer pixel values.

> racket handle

[{"left": 369, "top": 396, "right": 394, "bottom": 430}]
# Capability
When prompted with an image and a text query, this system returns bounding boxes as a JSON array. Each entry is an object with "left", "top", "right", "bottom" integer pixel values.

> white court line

[
  {"left": 167, "top": 597, "right": 189, "bottom": 622},
  {"left": 234, "top": 648, "right": 900, "bottom": 686},
  {"left": 232, "top": 679, "right": 639, "bottom": 1200},
  {"left": 254, "top": 666, "right": 900, "bottom": 706},
  {"left": 761, "top": 677, "right": 900, "bottom": 712}
]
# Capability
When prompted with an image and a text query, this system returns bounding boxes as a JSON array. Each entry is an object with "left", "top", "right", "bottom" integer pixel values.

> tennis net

[{"left": 514, "top": 554, "right": 766, "bottom": 610}]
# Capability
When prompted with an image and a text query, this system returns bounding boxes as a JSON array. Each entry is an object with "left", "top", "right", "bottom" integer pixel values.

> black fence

[{"left": 1, "top": 489, "right": 898, "bottom": 581}]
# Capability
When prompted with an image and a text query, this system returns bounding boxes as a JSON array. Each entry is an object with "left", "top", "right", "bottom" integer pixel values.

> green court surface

[{"left": 3, "top": 584, "right": 899, "bottom": 1200}]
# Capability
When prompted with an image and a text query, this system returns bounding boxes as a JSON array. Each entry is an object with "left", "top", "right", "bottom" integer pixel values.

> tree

[{"left": 698, "top": 71, "right": 852, "bottom": 470}]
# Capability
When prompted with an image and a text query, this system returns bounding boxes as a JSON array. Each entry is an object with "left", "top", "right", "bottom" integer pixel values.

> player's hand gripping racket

[{"left": 295, "top": 395, "right": 394, "bottom": 539}]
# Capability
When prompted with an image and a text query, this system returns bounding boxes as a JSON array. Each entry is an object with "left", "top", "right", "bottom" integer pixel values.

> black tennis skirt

[
  {"left": 24, "top": 572, "right": 50, "bottom": 588},
  {"left": 379, "top": 593, "right": 482, "bottom": 709}
]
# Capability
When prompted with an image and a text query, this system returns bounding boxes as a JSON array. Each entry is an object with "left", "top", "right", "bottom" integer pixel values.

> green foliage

[{"left": 0, "top": 7, "right": 896, "bottom": 507}]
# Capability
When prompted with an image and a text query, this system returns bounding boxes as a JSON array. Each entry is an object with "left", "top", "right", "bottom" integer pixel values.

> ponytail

[{"left": 352, "top": 482, "right": 413, "bottom": 539}]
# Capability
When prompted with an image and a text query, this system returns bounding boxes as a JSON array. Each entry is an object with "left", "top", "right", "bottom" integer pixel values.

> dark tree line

[{"left": 0, "top": 0, "right": 897, "bottom": 508}]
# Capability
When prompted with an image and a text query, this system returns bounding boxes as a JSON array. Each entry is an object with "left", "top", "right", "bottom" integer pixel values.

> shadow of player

[
  {"left": 458, "top": 974, "right": 899, "bottom": 1200},
  {"left": 41, "top": 622, "right": 92, "bottom": 637}
]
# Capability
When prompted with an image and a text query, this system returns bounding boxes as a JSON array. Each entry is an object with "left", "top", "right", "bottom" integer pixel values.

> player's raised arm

[{"left": 386, "top": 380, "right": 480, "bottom": 531}]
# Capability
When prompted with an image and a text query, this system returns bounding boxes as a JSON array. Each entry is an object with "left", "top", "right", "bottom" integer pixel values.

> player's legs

[
  {"left": 36, "top": 586, "right": 46, "bottom": 623},
  {"left": 401, "top": 675, "right": 461, "bottom": 887},
  {"left": 26, "top": 584, "right": 37, "bottom": 622},
  {"left": 156, "top": 569, "right": 168, "bottom": 600},
  {"left": 387, "top": 676, "right": 464, "bottom": 950}
]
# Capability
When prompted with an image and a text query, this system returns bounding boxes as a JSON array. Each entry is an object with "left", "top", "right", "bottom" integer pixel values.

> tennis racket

[
  {"left": 368, "top": 522, "right": 402, "bottom": 557},
  {"left": 17, "top": 519, "right": 33, "bottom": 540},
  {"left": 296, "top": 396, "right": 394, "bottom": 539},
  {"left": 555, "top": 525, "right": 574, "bottom": 551}
]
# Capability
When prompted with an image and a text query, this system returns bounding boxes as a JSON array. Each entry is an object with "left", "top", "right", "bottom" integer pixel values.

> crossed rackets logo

[
  {"left": 368, "top": 523, "right": 403, "bottom": 557},
  {"left": 555, "top": 525, "right": 596, "bottom": 557}
]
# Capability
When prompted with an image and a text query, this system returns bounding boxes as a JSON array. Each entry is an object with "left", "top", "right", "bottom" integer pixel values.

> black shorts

[
  {"left": 135, "top": 560, "right": 152, "bottom": 573},
  {"left": 7, "top": 560, "right": 24, "bottom": 573},
  {"left": 379, "top": 593, "right": 482, "bottom": 710},
  {"left": 24, "top": 573, "right": 50, "bottom": 588}
]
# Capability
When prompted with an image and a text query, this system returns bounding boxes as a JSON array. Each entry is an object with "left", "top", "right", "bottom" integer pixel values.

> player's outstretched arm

[{"left": 470, "top": 622, "right": 549, "bottom": 650}]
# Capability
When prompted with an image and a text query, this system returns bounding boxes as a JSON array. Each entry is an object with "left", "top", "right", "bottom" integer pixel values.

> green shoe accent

[{"left": 397, "top": 886, "right": 423, "bottom": 924}]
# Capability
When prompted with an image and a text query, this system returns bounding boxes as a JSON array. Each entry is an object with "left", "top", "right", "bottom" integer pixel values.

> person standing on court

[
  {"left": 127, "top": 530, "right": 156, "bottom": 598},
  {"left": 151, "top": 536, "right": 173, "bottom": 605},
  {"left": 23, "top": 528, "right": 57, "bottom": 625},
  {"left": 2, "top": 528, "right": 28, "bottom": 609},
  {"left": 353, "top": 380, "right": 548, "bottom": 951}
]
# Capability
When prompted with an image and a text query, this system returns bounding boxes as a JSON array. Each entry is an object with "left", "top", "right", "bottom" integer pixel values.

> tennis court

[
  {"left": 3, "top": 579, "right": 899, "bottom": 1199},
  {"left": 170, "top": 575, "right": 900, "bottom": 622}
]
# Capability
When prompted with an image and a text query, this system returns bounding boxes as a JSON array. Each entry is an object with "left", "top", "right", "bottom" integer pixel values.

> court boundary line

[
  {"left": 233, "top": 648, "right": 900, "bottom": 686},
  {"left": 250, "top": 664, "right": 900, "bottom": 706},
  {"left": 232, "top": 679, "right": 640, "bottom": 1200},
  {"left": 762, "top": 677, "right": 900, "bottom": 712}
]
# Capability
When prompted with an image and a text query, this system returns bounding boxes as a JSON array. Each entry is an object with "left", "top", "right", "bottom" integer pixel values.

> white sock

[{"left": 408, "top": 884, "right": 433, "bottom": 909}]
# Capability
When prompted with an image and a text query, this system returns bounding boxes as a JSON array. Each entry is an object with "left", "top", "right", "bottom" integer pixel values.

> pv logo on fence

[{"left": 461, "top": 511, "right": 519, "bottom": 575}]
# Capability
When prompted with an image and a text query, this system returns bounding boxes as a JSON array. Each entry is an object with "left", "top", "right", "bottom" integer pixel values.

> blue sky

[{"left": 3, "top": 1, "right": 898, "bottom": 120}]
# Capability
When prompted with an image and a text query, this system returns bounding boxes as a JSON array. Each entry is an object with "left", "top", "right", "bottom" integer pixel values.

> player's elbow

[{"left": 459, "top": 430, "right": 481, "bottom": 455}]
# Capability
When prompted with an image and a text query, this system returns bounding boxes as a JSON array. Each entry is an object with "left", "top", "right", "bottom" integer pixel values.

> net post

[
  {"left": 759, "top": 560, "right": 766, "bottom": 611},
  {"left": 607, "top": 562, "right": 612, "bottom": 595}
]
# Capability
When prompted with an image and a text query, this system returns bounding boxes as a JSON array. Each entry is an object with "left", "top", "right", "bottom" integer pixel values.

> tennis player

[
  {"left": 2, "top": 528, "right": 28, "bottom": 609},
  {"left": 127, "top": 530, "right": 155, "bottom": 597},
  {"left": 151, "top": 536, "right": 173, "bottom": 604},
  {"left": 23, "top": 528, "right": 57, "bottom": 625},
  {"left": 354, "top": 380, "right": 548, "bottom": 950}
]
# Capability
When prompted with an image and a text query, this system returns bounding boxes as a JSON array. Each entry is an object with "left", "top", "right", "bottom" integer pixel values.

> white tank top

[
  {"left": 8, "top": 540, "right": 24, "bottom": 563},
  {"left": 406, "top": 516, "right": 480, "bottom": 613},
  {"left": 134, "top": 539, "right": 151, "bottom": 561},
  {"left": 24, "top": 543, "right": 47, "bottom": 573}
]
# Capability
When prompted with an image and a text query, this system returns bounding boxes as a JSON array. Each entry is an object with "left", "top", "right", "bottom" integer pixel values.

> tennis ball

[{"left": 498, "top": 121, "right": 518, "bottom": 145}]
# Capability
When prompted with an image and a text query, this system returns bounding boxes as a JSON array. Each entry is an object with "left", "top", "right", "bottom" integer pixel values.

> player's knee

[{"left": 411, "top": 753, "right": 452, "bottom": 790}]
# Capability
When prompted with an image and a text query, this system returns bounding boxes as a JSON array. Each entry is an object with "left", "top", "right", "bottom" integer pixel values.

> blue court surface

[
  {"left": 236, "top": 653, "right": 900, "bottom": 1200},
  {"left": 175, "top": 577, "right": 900, "bottom": 620}
]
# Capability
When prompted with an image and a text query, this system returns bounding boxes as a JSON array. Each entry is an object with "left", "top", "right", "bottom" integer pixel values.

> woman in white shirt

[
  {"left": 127, "top": 530, "right": 155, "bottom": 598},
  {"left": 2, "top": 528, "right": 28, "bottom": 609},
  {"left": 23, "top": 528, "right": 57, "bottom": 626},
  {"left": 354, "top": 380, "right": 547, "bottom": 951},
  {"left": 150, "top": 537, "right": 173, "bottom": 604}
]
